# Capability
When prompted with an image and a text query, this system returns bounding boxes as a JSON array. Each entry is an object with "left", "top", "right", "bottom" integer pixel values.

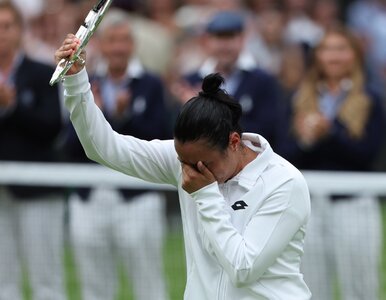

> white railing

[{"left": 0, "top": 161, "right": 386, "bottom": 196}]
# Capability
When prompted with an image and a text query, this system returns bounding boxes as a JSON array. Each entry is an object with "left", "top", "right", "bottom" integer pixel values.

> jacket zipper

[
  {"left": 217, "top": 270, "right": 227, "bottom": 300},
  {"left": 217, "top": 183, "right": 229, "bottom": 300}
]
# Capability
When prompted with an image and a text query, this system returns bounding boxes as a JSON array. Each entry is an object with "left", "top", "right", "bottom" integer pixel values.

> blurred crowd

[
  {"left": 16, "top": 0, "right": 386, "bottom": 152},
  {"left": 1, "top": 0, "right": 386, "bottom": 299},
  {"left": 11, "top": 0, "right": 386, "bottom": 117},
  {"left": 9, "top": 0, "right": 385, "bottom": 102}
]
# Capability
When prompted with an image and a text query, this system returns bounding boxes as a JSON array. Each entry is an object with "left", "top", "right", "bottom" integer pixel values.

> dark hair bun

[{"left": 201, "top": 73, "right": 224, "bottom": 95}]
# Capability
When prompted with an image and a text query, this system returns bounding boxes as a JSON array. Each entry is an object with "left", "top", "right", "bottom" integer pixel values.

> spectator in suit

[
  {"left": 63, "top": 9, "right": 170, "bottom": 300},
  {"left": 276, "top": 24, "right": 384, "bottom": 300},
  {"left": 170, "top": 10, "right": 281, "bottom": 148},
  {"left": 0, "top": 1, "right": 65, "bottom": 300}
]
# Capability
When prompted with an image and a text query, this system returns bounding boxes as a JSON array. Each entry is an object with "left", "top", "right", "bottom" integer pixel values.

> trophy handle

[{"left": 49, "top": 0, "right": 113, "bottom": 86}]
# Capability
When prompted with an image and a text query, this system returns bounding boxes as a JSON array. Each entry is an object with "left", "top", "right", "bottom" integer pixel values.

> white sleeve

[
  {"left": 191, "top": 176, "right": 310, "bottom": 287},
  {"left": 63, "top": 69, "right": 179, "bottom": 186}
]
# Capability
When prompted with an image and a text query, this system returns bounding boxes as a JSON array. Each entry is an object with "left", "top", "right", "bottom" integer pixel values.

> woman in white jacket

[{"left": 55, "top": 34, "right": 312, "bottom": 300}]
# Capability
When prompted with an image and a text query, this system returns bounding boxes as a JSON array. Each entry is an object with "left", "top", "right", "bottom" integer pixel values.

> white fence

[{"left": 0, "top": 161, "right": 386, "bottom": 197}]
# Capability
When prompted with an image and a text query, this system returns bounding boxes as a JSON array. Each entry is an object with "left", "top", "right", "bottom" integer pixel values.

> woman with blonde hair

[{"left": 277, "top": 24, "right": 385, "bottom": 300}]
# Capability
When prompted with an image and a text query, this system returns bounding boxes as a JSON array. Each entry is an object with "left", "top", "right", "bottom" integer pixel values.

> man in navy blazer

[
  {"left": 172, "top": 10, "right": 281, "bottom": 148},
  {"left": 0, "top": 2, "right": 65, "bottom": 300}
]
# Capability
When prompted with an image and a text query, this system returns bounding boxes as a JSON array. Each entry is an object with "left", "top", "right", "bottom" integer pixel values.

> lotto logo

[{"left": 231, "top": 200, "right": 248, "bottom": 211}]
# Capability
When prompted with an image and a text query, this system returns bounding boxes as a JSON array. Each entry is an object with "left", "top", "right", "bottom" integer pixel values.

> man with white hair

[{"left": 64, "top": 8, "right": 170, "bottom": 300}]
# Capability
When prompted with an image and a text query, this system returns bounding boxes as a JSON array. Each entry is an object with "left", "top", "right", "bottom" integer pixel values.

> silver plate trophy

[{"left": 49, "top": 0, "right": 113, "bottom": 85}]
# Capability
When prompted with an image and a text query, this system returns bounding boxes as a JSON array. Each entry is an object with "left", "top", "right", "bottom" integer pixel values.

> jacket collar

[
  {"left": 0, "top": 52, "right": 24, "bottom": 84},
  {"left": 228, "top": 133, "right": 273, "bottom": 189}
]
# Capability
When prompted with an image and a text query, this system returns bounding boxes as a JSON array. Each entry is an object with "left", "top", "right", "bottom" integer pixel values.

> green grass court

[{"left": 22, "top": 201, "right": 386, "bottom": 300}]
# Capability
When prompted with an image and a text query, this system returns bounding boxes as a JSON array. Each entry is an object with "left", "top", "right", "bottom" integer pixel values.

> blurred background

[{"left": 0, "top": 0, "right": 385, "bottom": 299}]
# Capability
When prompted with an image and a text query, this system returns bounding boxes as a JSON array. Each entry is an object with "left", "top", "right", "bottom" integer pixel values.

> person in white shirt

[{"left": 55, "top": 34, "right": 312, "bottom": 300}]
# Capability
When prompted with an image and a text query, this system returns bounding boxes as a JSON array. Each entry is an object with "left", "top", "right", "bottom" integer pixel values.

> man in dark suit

[
  {"left": 171, "top": 10, "right": 281, "bottom": 148},
  {"left": 0, "top": 2, "right": 65, "bottom": 300}
]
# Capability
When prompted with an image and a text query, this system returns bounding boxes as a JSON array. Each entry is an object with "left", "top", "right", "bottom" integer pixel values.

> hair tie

[
  {"left": 199, "top": 89, "right": 221, "bottom": 98},
  {"left": 198, "top": 91, "right": 211, "bottom": 98}
]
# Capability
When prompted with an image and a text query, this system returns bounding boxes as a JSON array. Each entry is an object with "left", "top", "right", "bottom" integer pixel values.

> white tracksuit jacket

[{"left": 63, "top": 68, "right": 312, "bottom": 300}]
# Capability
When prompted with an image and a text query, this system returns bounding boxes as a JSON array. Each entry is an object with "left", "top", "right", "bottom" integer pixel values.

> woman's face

[
  {"left": 174, "top": 138, "right": 239, "bottom": 184},
  {"left": 316, "top": 33, "right": 356, "bottom": 81}
]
